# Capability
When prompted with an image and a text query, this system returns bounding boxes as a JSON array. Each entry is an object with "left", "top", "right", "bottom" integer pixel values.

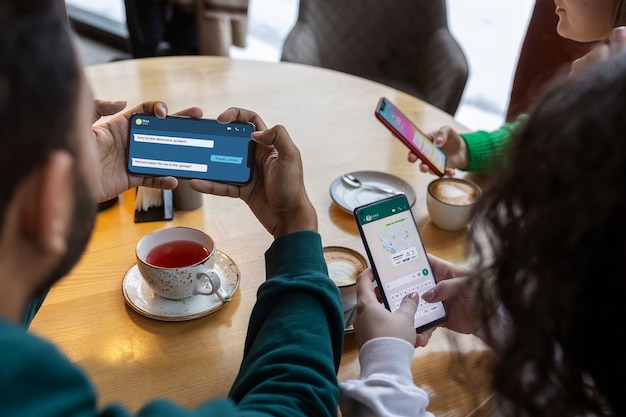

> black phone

[
  {"left": 354, "top": 193, "right": 447, "bottom": 333},
  {"left": 375, "top": 97, "right": 446, "bottom": 177},
  {"left": 128, "top": 114, "right": 256, "bottom": 184}
]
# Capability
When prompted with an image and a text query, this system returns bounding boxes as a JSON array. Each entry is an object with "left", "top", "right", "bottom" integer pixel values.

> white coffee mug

[
  {"left": 136, "top": 227, "right": 230, "bottom": 301},
  {"left": 426, "top": 177, "right": 481, "bottom": 231}
]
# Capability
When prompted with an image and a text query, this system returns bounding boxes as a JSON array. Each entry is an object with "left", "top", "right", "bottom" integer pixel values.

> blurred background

[{"left": 67, "top": 0, "right": 535, "bottom": 131}]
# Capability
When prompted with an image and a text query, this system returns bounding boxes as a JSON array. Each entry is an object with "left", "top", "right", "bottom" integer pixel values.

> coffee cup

[
  {"left": 426, "top": 177, "right": 481, "bottom": 231},
  {"left": 323, "top": 247, "right": 368, "bottom": 312},
  {"left": 136, "top": 227, "right": 230, "bottom": 301}
]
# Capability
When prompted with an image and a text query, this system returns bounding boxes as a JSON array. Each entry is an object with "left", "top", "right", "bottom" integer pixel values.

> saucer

[
  {"left": 330, "top": 171, "right": 416, "bottom": 213},
  {"left": 122, "top": 250, "right": 240, "bottom": 321}
]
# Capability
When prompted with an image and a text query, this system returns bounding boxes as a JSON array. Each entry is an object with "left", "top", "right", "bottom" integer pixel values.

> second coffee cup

[
  {"left": 136, "top": 227, "right": 230, "bottom": 301},
  {"left": 323, "top": 247, "right": 368, "bottom": 313},
  {"left": 427, "top": 177, "right": 481, "bottom": 231}
]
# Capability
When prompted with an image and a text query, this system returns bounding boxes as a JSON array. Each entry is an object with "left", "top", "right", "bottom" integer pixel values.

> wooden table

[{"left": 31, "top": 56, "right": 493, "bottom": 416}]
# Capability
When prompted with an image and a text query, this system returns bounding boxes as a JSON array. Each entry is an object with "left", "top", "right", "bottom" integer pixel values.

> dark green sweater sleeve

[
  {"left": 229, "top": 230, "right": 344, "bottom": 417},
  {"left": 460, "top": 114, "right": 527, "bottom": 175}
]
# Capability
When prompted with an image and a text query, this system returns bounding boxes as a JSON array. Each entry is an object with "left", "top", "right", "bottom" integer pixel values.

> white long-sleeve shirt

[{"left": 339, "top": 337, "right": 435, "bottom": 417}]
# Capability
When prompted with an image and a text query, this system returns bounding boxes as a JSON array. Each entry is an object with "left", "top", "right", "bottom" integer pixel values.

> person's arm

[
  {"left": 411, "top": 116, "right": 525, "bottom": 177},
  {"left": 193, "top": 107, "right": 344, "bottom": 416},
  {"left": 336, "top": 254, "right": 488, "bottom": 416},
  {"left": 229, "top": 231, "right": 344, "bottom": 416},
  {"left": 339, "top": 338, "right": 433, "bottom": 417},
  {"left": 461, "top": 115, "right": 526, "bottom": 175},
  {"left": 338, "top": 269, "right": 432, "bottom": 417}
]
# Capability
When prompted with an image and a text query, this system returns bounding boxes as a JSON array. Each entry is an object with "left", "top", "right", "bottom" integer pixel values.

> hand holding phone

[
  {"left": 354, "top": 194, "right": 447, "bottom": 333},
  {"left": 375, "top": 97, "right": 446, "bottom": 177},
  {"left": 354, "top": 268, "right": 425, "bottom": 348},
  {"left": 128, "top": 114, "right": 256, "bottom": 184}
]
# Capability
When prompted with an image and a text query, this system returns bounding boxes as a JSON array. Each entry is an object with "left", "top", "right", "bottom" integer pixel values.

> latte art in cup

[
  {"left": 323, "top": 247, "right": 368, "bottom": 312},
  {"left": 426, "top": 178, "right": 481, "bottom": 231},
  {"left": 326, "top": 256, "right": 361, "bottom": 286},
  {"left": 429, "top": 178, "right": 480, "bottom": 206}
]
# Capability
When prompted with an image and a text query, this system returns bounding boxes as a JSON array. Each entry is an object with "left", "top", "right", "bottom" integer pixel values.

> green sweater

[
  {"left": 461, "top": 115, "right": 527, "bottom": 175},
  {"left": 1, "top": 231, "right": 344, "bottom": 417}
]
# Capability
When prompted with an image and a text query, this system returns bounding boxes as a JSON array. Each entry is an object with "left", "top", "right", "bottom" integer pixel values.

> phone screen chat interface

[
  {"left": 379, "top": 100, "right": 446, "bottom": 173},
  {"left": 128, "top": 115, "right": 253, "bottom": 183},
  {"left": 357, "top": 197, "right": 445, "bottom": 328}
]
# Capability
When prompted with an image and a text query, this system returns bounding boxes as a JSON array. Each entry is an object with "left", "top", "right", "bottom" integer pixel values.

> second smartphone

[
  {"left": 354, "top": 194, "right": 447, "bottom": 333},
  {"left": 128, "top": 114, "right": 256, "bottom": 184},
  {"left": 375, "top": 97, "right": 447, "bottom": 177}
]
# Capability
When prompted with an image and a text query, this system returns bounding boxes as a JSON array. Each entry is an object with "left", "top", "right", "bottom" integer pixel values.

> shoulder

[{"left": 0, "top": 320, "right": 97, "bottom": 414}]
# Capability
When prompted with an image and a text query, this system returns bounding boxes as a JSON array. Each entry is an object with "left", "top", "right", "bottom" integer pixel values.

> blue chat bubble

[{"left": 211, "top": 155, "right": 243, "bottom": 164}]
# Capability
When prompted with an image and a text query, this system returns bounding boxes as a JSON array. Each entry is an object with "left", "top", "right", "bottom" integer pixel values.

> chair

[{"left": 280, "top": 0, "right": 469, "bottom": 115}]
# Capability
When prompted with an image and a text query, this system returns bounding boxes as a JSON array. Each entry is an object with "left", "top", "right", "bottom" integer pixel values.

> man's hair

[{"left": 0, "top": 1, "right": 80, "bottom": 221}]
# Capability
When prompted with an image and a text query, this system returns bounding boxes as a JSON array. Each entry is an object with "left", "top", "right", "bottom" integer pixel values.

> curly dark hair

[{"left": 469, "top": 51, "right": 626, "bottom": 416}]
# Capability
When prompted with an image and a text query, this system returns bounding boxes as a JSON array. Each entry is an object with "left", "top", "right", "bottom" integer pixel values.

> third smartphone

[
  {"left": 375, "top": 97, "right": 446, "bottom": 177},
  {"left": 354, "top": 194, "right": 447, "bottom": 333}
]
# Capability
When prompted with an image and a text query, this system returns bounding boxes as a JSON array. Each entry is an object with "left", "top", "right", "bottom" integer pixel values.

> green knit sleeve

[{"left": 461, "top": 114, "right": 527, "bottom": 175}]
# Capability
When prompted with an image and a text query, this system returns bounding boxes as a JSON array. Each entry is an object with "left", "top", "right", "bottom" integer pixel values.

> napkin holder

[{"left": 133, "top": 187, "right": 174, "bottom": 223}]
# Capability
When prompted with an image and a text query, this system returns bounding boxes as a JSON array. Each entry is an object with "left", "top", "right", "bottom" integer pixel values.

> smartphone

[
  {"left": 128, "top": 114, "right": 256, "bottom": 184},
  {"left": 354, "top": 194, "right": 447, "bottom": 333},
  {"left": 375, "top": 97, "right": 446, "bottom": 177}
]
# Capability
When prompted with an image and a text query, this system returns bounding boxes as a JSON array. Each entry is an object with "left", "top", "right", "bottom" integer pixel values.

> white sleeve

[{"left": 339, "top": 337, "right": 435, "bottom": 417}]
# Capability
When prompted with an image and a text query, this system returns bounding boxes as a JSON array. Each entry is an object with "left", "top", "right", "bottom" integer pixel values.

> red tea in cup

[
  {"left": 146, "top": 240, "right": 210, "bottom": 268},
  {"left": 136, "top": 227, "right": 222, "bottom": 300}
]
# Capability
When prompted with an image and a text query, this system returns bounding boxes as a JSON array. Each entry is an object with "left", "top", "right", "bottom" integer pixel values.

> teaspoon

[{"left": 341, "top": 174, "right": 398, "bottom": 195}]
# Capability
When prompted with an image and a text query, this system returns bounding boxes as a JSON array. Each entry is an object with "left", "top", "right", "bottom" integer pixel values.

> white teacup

[
  {"left": 427, "top": 177, "right": 481, "bottom": 231},
  {"left": 136, "top": 227, "right": 230, "bottom": 301},
  {"left": 323, "top": 247, "right": 368, "bottom": 312}
]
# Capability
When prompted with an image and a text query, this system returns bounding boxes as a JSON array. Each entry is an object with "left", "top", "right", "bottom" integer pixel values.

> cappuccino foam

[
  {"left": 323, "top": 247, "right": 367, "bottom": 287},
  {"left": 328, "top": 261, "right": 359, "bottom": 286},
  {"left": 430, "top": 179, "right": 479, "bottom": 206}
]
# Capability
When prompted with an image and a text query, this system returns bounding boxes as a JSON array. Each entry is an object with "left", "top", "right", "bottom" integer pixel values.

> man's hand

[{"left": 91, "top": 100, "right": 202, "bottom": 203}]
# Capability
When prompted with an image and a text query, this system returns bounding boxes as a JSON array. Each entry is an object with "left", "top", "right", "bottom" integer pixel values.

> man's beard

[{"left": 32, "top": 172, "right": 97, "bottom": 298}]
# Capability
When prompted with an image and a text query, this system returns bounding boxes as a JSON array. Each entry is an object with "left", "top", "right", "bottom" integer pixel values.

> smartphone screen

[
  {"left": 375, "top": 97, "right": 446, "bottom": 177},
  {"left": 354, "top": 194, "right": 447, "bottom": 333},
  {"left": 128, "top": 114, "right": 256, "bottom": 184}
]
